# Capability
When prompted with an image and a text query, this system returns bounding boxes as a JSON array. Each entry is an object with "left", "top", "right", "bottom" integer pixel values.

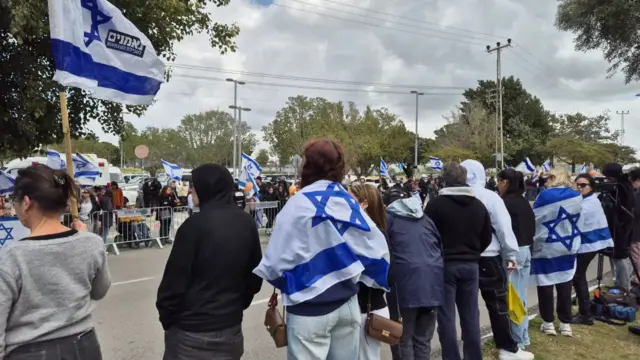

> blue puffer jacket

[{"left": 386, "top": 197, "right": 444, "bottom": 308}]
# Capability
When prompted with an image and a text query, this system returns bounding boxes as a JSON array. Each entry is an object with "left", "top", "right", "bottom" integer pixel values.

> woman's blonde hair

[
  {"left": 545, "top": 168, "right": 573, "bottom": 188},
  {"left": 349, "top": 183, "right": 387, "bottom": 232}
]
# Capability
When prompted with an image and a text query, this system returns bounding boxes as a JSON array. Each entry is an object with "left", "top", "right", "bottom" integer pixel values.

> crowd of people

[{"left": 1, "top": 140, "right": 640, "bottom": 360}]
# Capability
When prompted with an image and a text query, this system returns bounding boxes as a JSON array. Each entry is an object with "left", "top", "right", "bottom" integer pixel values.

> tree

[
  {"left": 551, "top": 112, "right": 619, "bottom": 143},
  {"left": 254, "top": 149, "right": 270, "bottom": 167},
  {"left": 556, "top": 0, "right": 640, "bottom": 84},
  {"left": 1, "top": 0, "right": 240, "bottom": 156},
  {"left": 429, "top": 146, "right": 478, "bottom": 163}
]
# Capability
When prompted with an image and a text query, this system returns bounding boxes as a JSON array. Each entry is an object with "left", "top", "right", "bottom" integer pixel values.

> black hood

[
  {"left": 192, "top": 164, "right": 235, "bottom": 206},
  {"left": 603, "top": 163, "right": 623, "bottom": 179}
]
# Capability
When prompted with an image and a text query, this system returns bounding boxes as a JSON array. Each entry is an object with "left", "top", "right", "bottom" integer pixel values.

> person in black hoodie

[
  {"left": 425, "top": 162, "right": 492, "bottom": 360},
  {"left": 157, "top": 164, "right": 263, "bottom": 360},
  {"left": 497, "top": 169, "right": 535, "bottom": 349}
]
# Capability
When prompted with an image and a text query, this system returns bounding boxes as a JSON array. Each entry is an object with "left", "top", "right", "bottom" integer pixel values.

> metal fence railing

[{"left": 246, "top": 201, "right": 281, "bottom": 235}]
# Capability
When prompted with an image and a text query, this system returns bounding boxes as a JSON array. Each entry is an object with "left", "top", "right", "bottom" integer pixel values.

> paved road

[{"left": 95, "top": 242, "right": 608, "bottom": 360}]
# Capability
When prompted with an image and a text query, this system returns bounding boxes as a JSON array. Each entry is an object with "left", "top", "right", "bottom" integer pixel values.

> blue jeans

[
  {"left": 509, "top": 246, "right": 531, "bottom": 348},
  {"left": 286, "top": 295, "right": 361, "bottom": 360}
]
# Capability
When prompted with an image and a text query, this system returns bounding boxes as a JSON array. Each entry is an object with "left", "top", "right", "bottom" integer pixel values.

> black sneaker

[{"left": 571, "top": 314, "right": 594, "bottom": 326}]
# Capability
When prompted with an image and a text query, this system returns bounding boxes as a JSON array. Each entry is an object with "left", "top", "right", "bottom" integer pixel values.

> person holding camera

[{"left": 601, "top": 163, "right": 636, "bottom": 291}]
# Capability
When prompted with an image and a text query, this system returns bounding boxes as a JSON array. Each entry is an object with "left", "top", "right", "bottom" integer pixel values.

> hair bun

[{"left": 53, "top": 172, "right": 67, "bottom": 187}]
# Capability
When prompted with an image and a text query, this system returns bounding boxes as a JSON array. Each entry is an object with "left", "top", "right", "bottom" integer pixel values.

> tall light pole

[
  {"left": 229, "top": 105, "right": 251, "bottom": 173},
  {"left": 226, "top": 78, "right": 246, "bottom": 178},
  {"left": 486, "top": 39, "right": 511, "bottom": 169},
  {"left": 616, "top": 110, "right": 629, "bottom": 146},
  {"left": 410, "top": 90, "right": 424, "bottom": 167}
]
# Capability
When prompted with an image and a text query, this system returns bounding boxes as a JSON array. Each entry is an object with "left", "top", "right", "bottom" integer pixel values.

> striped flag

[
  {"left": 161, "top": 159, "right": 182, "bottom": 181},
  {"left": 380, "top": 159, "right": 388, "bottom": 177},
  {"left": 0, "top": 171, "right": 16, "bottom": 196},
  {"left": 429, "top": 156, "right": 442, "bottom": 171}
]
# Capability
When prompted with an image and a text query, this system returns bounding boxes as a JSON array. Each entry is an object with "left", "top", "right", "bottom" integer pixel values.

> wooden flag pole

[{"left": 59, "top": 91, "right": 78, "bottom": 219}]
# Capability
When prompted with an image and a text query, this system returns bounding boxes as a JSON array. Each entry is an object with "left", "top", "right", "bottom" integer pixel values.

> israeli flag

[
  {"left": 0, "top": 171, "right": 16, "bottom": 196},
  {"left": 238, "top": 153, "right": 263, "bottom": 199},
  {"left": 430, "top": 156, "right": 443, "bottom": 171},
  {"left": 47, "top": 150, "right": 67, "bottom": 170},
  {"left": 48, "top": 0, "right": 165, "bottom": 105},
  {"left": 253, "top": 180, "right": 390, "bottom": 305},
  {"left": 542, "top": 159, "right": 551, "bottom": 172},
  {"left": 531, "top": 187, "right": 584, "bottom": 286},
  {"left": 524, "top": 157, "right": 536, "bottom": 173},
  {"left": 161, "top": 159, "right": 182, "bottom": 181},
  {"left": 380, "top": 158, "right": 388, "bottom": 177},
  {"left": 0, "top": 217, "right": 31, "bottom": 248},
  {"left": 578, "top": 163, "right": 587, "bottom": 174},
  {"left": 47, "top": 150, "right": 100, "bottom": 183},
  {"left": 578, "top": 194, "right": 613, "bottom": 254}
]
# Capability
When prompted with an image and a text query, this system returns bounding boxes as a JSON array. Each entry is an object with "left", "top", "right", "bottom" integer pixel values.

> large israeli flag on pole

[
  {"left": 253, "top": 180, "right": 390, "bottom": 305},
  {"left": 161, "top": 160, "right": 182, "bottom": 181},
  {"left": 0, "top": 171, "right": 16, "bottom": 196},
  {"left": 238, "top": 153, "right": 263, "bottom": 199},
  {"left": 429, "top": 156, "right": 443, "bottom": 171},
  {"left": 48, "top": 0, "right": 165, "bottom": 105},
  {"left": 47, "top": 150, "right": 100, "bottom": 183},
  {"left": 531, "top": 187, "right": 584, "bottom": 286}
]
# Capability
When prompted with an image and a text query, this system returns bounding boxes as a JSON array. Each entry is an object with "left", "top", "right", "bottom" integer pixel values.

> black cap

[{"left": 383, "top": 188, "right": 411, "bottom": 206}]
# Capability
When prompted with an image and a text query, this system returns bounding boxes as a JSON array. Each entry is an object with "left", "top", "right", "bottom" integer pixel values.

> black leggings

[{"left": 573, "top": 252, "right": 597, "bottom": 316}]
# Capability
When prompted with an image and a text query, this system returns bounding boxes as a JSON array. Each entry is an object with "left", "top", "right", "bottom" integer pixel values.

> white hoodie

[{"left": 461, "top": 160, "right": 519, "bottom": 262}]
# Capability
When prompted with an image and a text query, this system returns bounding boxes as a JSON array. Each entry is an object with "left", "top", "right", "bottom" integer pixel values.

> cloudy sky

[{"left": 95, "top": 0, "right": 640, "bottom": 155}]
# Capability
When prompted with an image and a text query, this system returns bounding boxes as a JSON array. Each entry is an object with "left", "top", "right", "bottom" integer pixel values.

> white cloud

[{"left": 92, "top": 0, "right": 640, "bottom": 157}]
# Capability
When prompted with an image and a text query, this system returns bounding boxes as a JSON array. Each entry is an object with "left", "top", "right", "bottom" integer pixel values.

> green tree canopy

[
  {"left": 254, "top": 149, "right": 270, "bottom": 168},
  {"left": 556, "top": 0, "right": 640, "bottom": 84},
  {"left": 1, "top": 0, "right": 239, "bottom": 156},
  {"left": 551, "top": 111, "right": 618, "bottom": 143}
]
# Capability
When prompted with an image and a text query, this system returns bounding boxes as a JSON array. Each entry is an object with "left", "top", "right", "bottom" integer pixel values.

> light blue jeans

[
  {"left": 509, "top": 246, "right": 531, "bottom": 349},
  {"left": 286, "top": 295, "right": 361, "bottom": 360}
]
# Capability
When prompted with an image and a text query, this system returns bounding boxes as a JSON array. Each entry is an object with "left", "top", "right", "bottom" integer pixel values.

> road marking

[{"left": 113, "top": 277, "right": 155, "bottom": 286}]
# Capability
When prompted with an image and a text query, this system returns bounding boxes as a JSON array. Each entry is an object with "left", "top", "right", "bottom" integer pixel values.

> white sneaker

[
  {"left": 559, "top": 322, "right": 573, "bottom": 337},
  {"left": 540, "top": 322, "right": 557, "bottom": 335},
  {"left": 499, "top": 348, "right": 535, "bottom": 360}
]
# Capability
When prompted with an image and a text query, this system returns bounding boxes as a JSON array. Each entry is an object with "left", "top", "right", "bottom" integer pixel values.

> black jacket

[
  {"left": 425, "top": 186, "right": 492, "bottom": 261},
  {"left": 502, "top": 193, "right": 535, "bottom": 247},
  {"left": 602, "top": 164, "right": 635, "bottom": 259},
  {"left": 156, "top": 164, "right": 263, "bottom": 332}
]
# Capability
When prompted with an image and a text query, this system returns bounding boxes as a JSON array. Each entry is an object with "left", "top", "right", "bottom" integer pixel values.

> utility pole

[
  {"left": 486, "top": 89, "right": 498, "bottom": 170},
  {"left": 486, "top": 39, "right": 511, "bottom": 169},
  {"left": 226, "top": 78, "right": 246, "bottom": 178},
  {"left": 616, "top": 110, "right": 629, "bottom": 146},
  {"left": 229, "top": 105, "right": 251, "bottom": 172},
  {"left": 410, "top": 90, "right": 424, "bottom": 168}
]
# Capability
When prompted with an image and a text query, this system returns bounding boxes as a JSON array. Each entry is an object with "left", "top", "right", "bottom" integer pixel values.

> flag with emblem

[
  {"left": 531, "top": 187, "right": 584, "bottom": 286},
  {"left": 46, "top": 150, "right": 100, "bottom": 183},
  {"left": 253, "top": 180, "right": 390, "bottom": 305},
  {"left": 161, "top": 159, "right": 182, "bottom": 181},
  {"left": 0, "top": 217, "right": 31, "bottom": 248},
  {"left": 0, "top": 171, "right": 15, "bottom": 196},
  {"left": 48, "top": 0, "right": 165, "bottom": 105}
]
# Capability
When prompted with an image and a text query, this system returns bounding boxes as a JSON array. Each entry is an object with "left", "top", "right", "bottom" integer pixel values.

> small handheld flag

[
  {"left": 161, "top": 160, "right": 182, "bottom": 181},
  {"left": 429, "top": 156, "right": 442, "bottom": 171}
]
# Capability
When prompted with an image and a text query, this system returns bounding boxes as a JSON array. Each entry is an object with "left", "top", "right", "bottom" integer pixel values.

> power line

[
  {"left": 271, "top": 2, "right": 487, "bottom": 46},
  {"left": 168, "top": 63, "right": 468, "bottom": 90},
  {"left": 170, "top": 73, "right": 463, "bottom": 96}
]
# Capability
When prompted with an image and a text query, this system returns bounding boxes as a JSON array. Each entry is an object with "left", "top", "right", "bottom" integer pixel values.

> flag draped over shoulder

[
  {"left": 531, "top": 187, "right": 584, "bottom": 286},
  {"left": 253, "top": 180, "right": 390, "bottom": 306},
  {"left": 0, "top": 217, "right": 31, "bottom": 248},
  {"left": 48, "top": 0, "right": 165, "bottom": 105},
  {"left": 578, "top": 194, "right": 613, "bottom": 254}
]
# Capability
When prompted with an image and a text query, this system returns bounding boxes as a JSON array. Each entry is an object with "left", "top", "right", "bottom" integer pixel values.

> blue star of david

[
  {"left": 303, "top": 182, "right": 371, "bottom": 236},
  {"left": 542, "top": 206, "right": 581, "bottom": 251},
  {"left": 81, "top": 0, "right": 112, "bottom": 47},
  {"left": 0, "top": 223, "right": 15, "bottom": 246}
]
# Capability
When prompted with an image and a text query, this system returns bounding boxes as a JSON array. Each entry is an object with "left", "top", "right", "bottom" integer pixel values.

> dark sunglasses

[{"left": 576, "top": 183, "right": 589, "bottom": 189}]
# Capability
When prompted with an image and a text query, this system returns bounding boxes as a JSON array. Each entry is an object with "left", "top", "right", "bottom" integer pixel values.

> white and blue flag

[
  {"left": 0, "top": 171, "right": 16, "bottom": 196},
  {"left": 239, "top": 153, "right": 263, "bottom": 199},
  {"left": 161, "top": 159, "right": 182, "bottom": 181},
  {"left": 578, "top": 163, "right": 587, "bottom": 174},
  {"left": 380, "top": 159, "right": 388, "bottom": 177},
  {"left": 531, "top": 187, "right": 584, "bottom": 286},
  {"left": 524, "top": 157, "right": 536, "bottom": 173},
  {"left": 578, "top": 194, "right": 613, "bottom": 254},
  {"left": 542, "top": 159, "right": 551, "bottom": 172},
  {"left": 253, "top": 180, "right": 390, "bottom": 305},
  {"left": 0, "top": 217, "right": 31, "bottom": 248},
  {"left": 429, "top": 156, "right": 442, "bottom": 171},
  {"left": 47, "top": 150, "right": 100, "bottom": 183},
  {"left": 48, "top": 0, "right": 165, "bottom": 105}
]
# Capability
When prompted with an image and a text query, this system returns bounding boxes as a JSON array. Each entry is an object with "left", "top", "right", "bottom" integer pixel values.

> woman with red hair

[{"left": 254, "top": 139, "right": 391, "bottom": 360}]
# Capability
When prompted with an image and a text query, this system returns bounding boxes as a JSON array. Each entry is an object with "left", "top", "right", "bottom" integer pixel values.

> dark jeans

[
  {"left": 537, "top": 280, "right": 573, "bottom": 324},
  {"left": 437, "top": 261, "right": 482, "bottom": 360},
  {"left": 479, "top": 256, "right": 518, "bottom": 353},
  {"left": 160, "top": 218, "right": 171, "bottom": 242},
  {"left": 389, "top": 306, "right": 437, "bottom": 360},
  {"left": 573, "top": 252, "right": 597, "bottom": 316},
  {"left": 163, "top": 325, "right": 244, "bottom": 360},
  {"left": 6, "top": 329, "right": 102, "bottom": 360}
]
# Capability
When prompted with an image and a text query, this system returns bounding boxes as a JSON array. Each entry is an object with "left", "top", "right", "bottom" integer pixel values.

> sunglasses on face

[{"left": 576, "top": 183, "right": 589, "bottom": 189}]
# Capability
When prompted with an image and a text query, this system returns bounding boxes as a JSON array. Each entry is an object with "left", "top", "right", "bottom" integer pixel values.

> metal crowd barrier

[
  {"left": 245, "top": 201, "right": 281, "bottom": 235},
  {"left": 170, "top": 206, "right": 192, "bottom": 241}
]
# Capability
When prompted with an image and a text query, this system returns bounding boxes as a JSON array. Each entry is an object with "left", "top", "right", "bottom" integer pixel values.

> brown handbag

[
  {"left": 365, "top": 288, "right": 403, "bottom": 345},
  {"left": 264, "top": 289, "right": 287, "bottom": 348}
]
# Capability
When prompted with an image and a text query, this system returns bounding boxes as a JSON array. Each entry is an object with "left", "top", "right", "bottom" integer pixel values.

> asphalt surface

[{"left": 95, "top": 238, "right": 609, "bottom": 360}]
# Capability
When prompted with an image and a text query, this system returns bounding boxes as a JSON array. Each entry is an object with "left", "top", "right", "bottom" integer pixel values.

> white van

[
  {"left": 2, "top": 154, "right": 109, "bottom": 187},
  {"left": 109, "top": 166, "right": 123, "bottom": 184}
]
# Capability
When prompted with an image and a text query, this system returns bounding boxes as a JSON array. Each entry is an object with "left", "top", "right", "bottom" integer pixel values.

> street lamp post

[
  {"left": 226, "top": 78, "right": 246, "bottom": 178},
  {"left": 410, "top": 90, "right": 424, "bottom": 167},
  {"left": 228, "top": 105, "right": 251, "bottom": 174}
]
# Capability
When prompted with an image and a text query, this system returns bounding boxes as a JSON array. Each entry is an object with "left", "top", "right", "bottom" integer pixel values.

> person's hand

[
  {"left": 506, "top": 260, "right": 517, "bottom": 272},
  {"left": 71, "top": 219, "right": 88, "bottom": 232}
]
